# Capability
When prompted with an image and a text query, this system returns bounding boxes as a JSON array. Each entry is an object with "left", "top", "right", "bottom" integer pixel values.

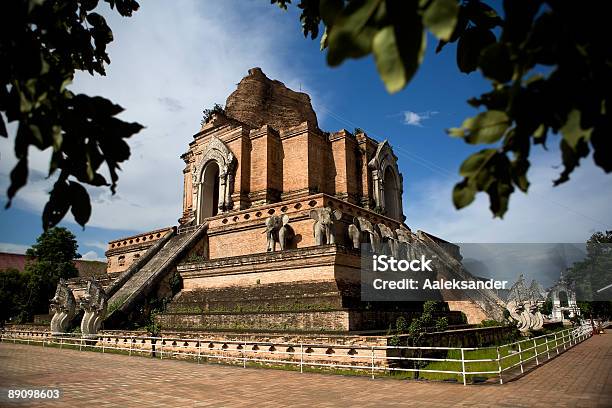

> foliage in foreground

[
  {"left": 273, "top": 0, "right": 612, "bottom": 217},
  {"left": 1, "top": 0, "right": 143, "bottom": 229}
]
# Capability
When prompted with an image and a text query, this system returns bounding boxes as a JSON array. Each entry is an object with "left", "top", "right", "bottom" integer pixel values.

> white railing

[{"left": 0, "top": 324, "right": 593, "bottom": 385}]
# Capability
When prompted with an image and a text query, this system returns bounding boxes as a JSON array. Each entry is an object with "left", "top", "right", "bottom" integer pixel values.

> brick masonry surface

[{"left": 0, "top": 333, "right": 611, "bottom": 407}]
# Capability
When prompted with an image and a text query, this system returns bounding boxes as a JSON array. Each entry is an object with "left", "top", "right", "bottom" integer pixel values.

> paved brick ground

[{"left": 0, "top": 334, "right": 611, "bottom": 407}]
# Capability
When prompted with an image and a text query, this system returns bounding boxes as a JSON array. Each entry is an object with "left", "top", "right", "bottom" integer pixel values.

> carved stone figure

[
  {"left": 348, "top": 217, "right": 380, "bottom": 252},
  {"left": 395, "top": 227, "right": 412, "bottom": 259},
  {"left": 377, "top": 223, "right": 399, "bottom": 258},
  {"left": 528, "top": 280, "right": 545, "bottom": 330},
  {"left": 506, "top": 275, "right": 545, "bottom": 333},
  {"left": 49, "top": 279, "right": 77, "bottom": 334},
  {"left": 310, "top": 207, "right": 342, "bottom": 245},
  {"left": 80, "top": 278, "right": 108, "bottom": 336},
  {"left": 347, "top": 221, "right": 361, "bottom": 249},
  {"left": 263, "top": 214, "right": 293, "bottom": 251}
]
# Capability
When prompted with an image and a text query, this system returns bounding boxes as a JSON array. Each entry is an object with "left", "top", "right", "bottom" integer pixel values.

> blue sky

[{"left": 1, "top": 0, "right": 611, "bottom": 260}]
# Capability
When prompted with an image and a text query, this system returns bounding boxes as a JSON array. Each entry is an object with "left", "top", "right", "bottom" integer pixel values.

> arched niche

[
  {"left": 558, "top": 291, "right": 569, "bottom": 308},
  {"left": 192, "top": 136, "right": 236, "bottom": 224},
  {"left": 368, "top": 140, "right": 404, "bottom": 221},
  {"left": 199, "top": 161, "right": 220, "bottom": 219}
]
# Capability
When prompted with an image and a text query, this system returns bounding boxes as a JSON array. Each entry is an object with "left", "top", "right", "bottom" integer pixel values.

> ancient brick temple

[{"left": 66, "top": 68, "right": 504, "bottom": 334}]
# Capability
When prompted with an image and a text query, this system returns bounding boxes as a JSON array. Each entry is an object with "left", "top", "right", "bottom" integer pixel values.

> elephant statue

[
  {"left": 377, "top": 223, "right": 399, "bottom": 258},
  {"left": 263, "top": 214, "right": 293, "bottom": 251},
  {"left": 348, "top": 221, "right": 361, "bottom": 249},
  {"left": 349, "top": 217, "right": 381, "bottom": 252},
  {"left": 310, "top": 206, "right": 342, "bottom": 245}
]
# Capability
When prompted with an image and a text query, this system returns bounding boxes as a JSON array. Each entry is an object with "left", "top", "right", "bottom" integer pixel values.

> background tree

[
  {"left": 0, "top": 267, "right": 28, "bottom": 324},
  {"left": 22, "top": 227, "right": 80, "bottom": 319},
  {"left": 565, "top": 230, "right": 612, "bottom": 319},
  {"left": 272, "top": 0, "right": 612, "bottom": 217},
  {"left": 1, "top": 0, "right": 142, "bottom": 230}
]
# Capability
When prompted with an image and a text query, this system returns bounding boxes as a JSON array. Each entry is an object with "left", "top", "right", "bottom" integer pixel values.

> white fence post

[
  {"left": 461, "top": 348, "right": 467, "bottom": 386},
  {"left": 243, "top": 340, "right": 247, "bottom": 369},
  {"left": 300, "top": 343, "right": 304, "bottom": 374},
  {"left": 371, "top": 346, "right": 375, "bottom": 380},
  {"left": 518, "top": 341, "right": 523, "bottom": 373},
  {"left": 496, "top": 347, "right": 503, "bottom": 385},
  {"left": 533, "top": 339, "right": 539, "bottom": 365}
]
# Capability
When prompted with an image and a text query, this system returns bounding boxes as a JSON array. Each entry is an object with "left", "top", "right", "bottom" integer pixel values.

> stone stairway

[
  {"left": 415, "top": 231, "right": 506, "bottom": 322},
  {"left": 104, "top": 225, "right": 207, "bottom": 326}
]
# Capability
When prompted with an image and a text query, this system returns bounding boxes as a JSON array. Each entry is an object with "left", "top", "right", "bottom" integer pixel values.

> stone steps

[{"left": 105, "top": 226, "right": 207, "bottom": 325}]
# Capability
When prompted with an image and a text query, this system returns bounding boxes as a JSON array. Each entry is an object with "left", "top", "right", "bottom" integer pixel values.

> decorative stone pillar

[
  {"left": 225, "top": 173, "right": 234, "bottom": 210},
  {"left": 218, "top": 168, "right": 227, "bottom": 212}
]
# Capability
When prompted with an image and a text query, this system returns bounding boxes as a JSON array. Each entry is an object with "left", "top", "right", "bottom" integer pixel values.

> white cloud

[
  {"left": 81, "top": 250, "right": 104, "bottom": 261},
  {"left": 0, "top": 242, "right": 30, "bottom": 254},
  {"left": 405, "top": 150, "right": 612, "bottom": 243},
  {"left": 402, "top": 110, "right": 438, "bottom": 127},
  {"left": 0, "top": 0, "right": 316, "bottom": 233},
  {"left": 85, "top": 241, "right": 109, "bottom": 251}
]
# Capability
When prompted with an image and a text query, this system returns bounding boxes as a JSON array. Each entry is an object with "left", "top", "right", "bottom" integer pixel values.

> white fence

[{"left": 0, "top": 324, "right": 594, "bottom": 385}]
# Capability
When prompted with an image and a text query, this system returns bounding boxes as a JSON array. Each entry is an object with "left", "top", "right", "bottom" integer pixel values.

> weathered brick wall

[
  {"left": 105, "top": 227, "right": 173, "bottom": 274},
  {"left": 156, "top": 310, "right": 351, "bottom": 332},
  {"left": 179, "top": 69, "right": 397, "bottom": 217}
]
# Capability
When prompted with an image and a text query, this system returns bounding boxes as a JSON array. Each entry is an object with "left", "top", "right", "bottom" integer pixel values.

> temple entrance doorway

[{"left": 200, "top": 161, "right": 220, "bottom": 219}]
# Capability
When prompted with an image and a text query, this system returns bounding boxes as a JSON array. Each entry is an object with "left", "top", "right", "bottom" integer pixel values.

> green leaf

[
  {"left": 560, "top": 110, "right": 592, "bottom": 150},
  {"left": 373, "top": 26, "right": 406, "bottom": 93},
  {"left": 479, "top": 43, "right": 513, "bottom": 83},
  {"left": 591, "top": 123, "right": 612, "bottom": 173},
  {"left": 42, "top": 180, "right": 71, "bottom": 230},
  {"left": 488, "top": 178, "right": 513, "bottom": 218},
  {"left": 447, "top": 127, "right": 464, "bottom": 137},
  {"left": 69, "top": 181, "right": 92, "bottom": 228},
  {"left": 0, "top": 114, "right": 6, "bottom": 137},
  {"left": 453, "top": 179, "right": 476, "bottom": 209},
  {"left": 511, "top": 157, "right": 530, "bottom": 192},
  {"left": 373, "top": 24, "right": 425, "bottom": 93},
  {"left": 422, "top": 0, "right": 459, "bottom": 41},
  {"left": 319, "top": 0, "right": 343, "bottom": 25},
  {"left": 456, "top": 27, "right": 496, "bottom": 73},
  {"left": 327, "top": 26, "right": 378, "bottom": 65},
  {"left": 554, "top": 138, "right": 590, "bottom": 186},
  {"left": 456, "top": 110, "right": 510, "bottom": 144},
  {"left": 5, "top": 158, "right": 28, "bottom": 209},
  {"left": 466, "top": 1, "right": 502, "bottom": 29},
  {"left": 326, "top": 0, "right": 382, "bottom": 66},
  {"left": 459, "top": 148, "right": 497, "bottom": 177}
]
